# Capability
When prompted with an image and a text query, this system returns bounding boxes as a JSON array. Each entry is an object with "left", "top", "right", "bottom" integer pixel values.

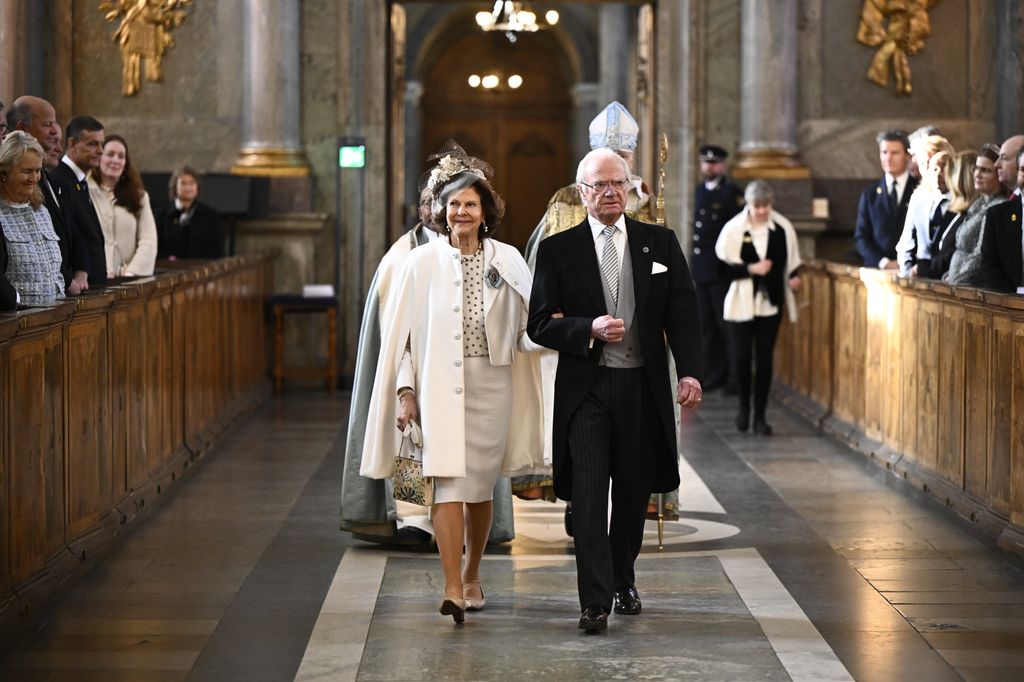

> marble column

[
  {"left": 403, "top": 80, "right": 425, "bottom": 217},
  {"left": 734, "top": 0, "right": 808, "bottom": 178},
  {"left": 0, "top": 0, "right": 47, "bottom": 102},
  {"left": 231, "top": 0, "right": 309, "bottom": 177},
  {"left": 337, "top": 0, "right": 389, "bottom": 374},
  {"left": 571, "top": 82, "right": 600, "bottom": 165},
  {"left": 995, "top": 0, "right": 1024, "bottom": 139},
  {"left": 598, "top": 4, "right": 634, "bottom": 110},
  {"left": 656, "top": 0, "right": 701, "bottom": 244}
]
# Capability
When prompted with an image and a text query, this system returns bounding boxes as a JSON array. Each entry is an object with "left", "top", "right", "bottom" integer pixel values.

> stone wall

[
  {"left": 69, "top": 0, "right": 243, "bottom": 172},
  {"left": 697, "top": 0, "right": 1008, "bottom": 252}
]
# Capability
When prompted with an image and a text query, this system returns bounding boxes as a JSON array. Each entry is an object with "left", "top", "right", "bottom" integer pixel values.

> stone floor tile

[
  {"left": 6, "top": 391, "right": 1024, "bottom": 681},
  {"left": 880, "top": 591, "right": 1024, "bottom": 605},
  {"left": 923, "top": 630, "right": 1024, "bottom": 649},
  {"left": 954, "top": 664, "right": 1024, "bottom": 682},
  {"left": 1, "top": 650, "right": 199, "bottom": 671},
  {"left": 894, "top": 603, "right": 1024, "bottom": 618}
]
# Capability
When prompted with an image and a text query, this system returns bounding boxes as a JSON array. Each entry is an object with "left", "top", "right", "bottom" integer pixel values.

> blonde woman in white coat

[
  {"left": 362, "top": 146, "right": 546, "bottom": 624},
  {"left": 88, "top": 135, "right": 157, "bottom": 278},
  {"left": 715, "top": 180, "right": 802, "bottom": 436}
]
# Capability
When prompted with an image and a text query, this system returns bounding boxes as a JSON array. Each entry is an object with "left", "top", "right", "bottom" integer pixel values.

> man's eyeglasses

[{"left": 580, "top": 179, "right": 628, "bottom": 193}]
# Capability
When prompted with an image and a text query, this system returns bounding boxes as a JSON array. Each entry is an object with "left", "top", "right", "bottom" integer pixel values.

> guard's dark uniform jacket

[
  {"left": 690, "top": 176, "right": 743, "bottom": 391},
  {"left": 691, "top": 178, "right": 743, "bottom": 282}
]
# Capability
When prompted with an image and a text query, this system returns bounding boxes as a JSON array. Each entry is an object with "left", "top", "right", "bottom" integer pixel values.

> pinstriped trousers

[{"left": 568, "top": 366, "right": 658, "bottom": 612}]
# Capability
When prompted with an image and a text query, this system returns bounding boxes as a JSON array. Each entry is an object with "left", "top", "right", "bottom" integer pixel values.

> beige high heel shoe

[
  {"left": 439, "top": 597, "right": 465, "bottom": 623},
  {"left": 463, "top": 581, "right": 486, "bottom": 611}
]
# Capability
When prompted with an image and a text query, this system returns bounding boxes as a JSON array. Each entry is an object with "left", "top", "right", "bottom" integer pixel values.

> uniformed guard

[{"left": 691, "top": 144, "right": 743, "bottom": 393}]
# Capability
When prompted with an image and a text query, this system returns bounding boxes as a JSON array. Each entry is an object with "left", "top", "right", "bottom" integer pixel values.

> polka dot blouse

[{"left": 461, "top": 252, "right": 488, "bottom": 357}]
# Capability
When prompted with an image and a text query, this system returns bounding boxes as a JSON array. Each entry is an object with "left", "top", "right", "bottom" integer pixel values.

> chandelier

[
  {"left": 475, "top": 2, "right": 559, "bottom": 43},
  {"left": 467, "top": 72, "right": 524, "bottom": 90}
]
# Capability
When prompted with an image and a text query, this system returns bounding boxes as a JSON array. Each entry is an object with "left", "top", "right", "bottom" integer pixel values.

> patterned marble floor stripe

[{"left": 296, "top": 538, "right": 852, "bottom": 681}]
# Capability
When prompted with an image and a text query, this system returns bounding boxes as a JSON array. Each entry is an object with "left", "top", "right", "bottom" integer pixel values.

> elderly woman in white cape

[
  {"left": 339, "top": 186, "right": 519, "bottom": 545},
  {"left": 715, "top": 180, "right": 802, "bottom": 436},
  {"left": 361, "top": 148, "right": 547, "bottom": 624}
]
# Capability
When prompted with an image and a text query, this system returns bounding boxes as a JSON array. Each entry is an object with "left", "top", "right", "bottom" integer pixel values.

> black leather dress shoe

[
  {"left": 753, "top": 420, "right": 773, "bottom": 436},
  {"left": 578, "top": 605, "right": 607, "bottom": 631},
  {"left": 613, "top": 586, "right": 642, "bottom": 615},
  {"left": 564, "top": 502, "right": 573, "bottom": 537}
]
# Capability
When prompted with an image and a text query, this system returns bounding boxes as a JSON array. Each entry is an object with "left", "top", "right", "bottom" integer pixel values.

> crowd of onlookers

[
  {"left": 694, "top": 128, "right": 1024, "bottom": 438},
  {"left": 854, "top": 126, "right": 1024, "bottom": 293},
  {"left": 0, "top": 95, "right": 224, "bottom": 312}
]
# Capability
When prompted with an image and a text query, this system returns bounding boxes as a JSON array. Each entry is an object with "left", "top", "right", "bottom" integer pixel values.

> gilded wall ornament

[
  {"left": 856, "top": 0, "right": 938, "bottom": 96},
  {"left": 100, "top": 0, "right": 193, "bottom": 96}
]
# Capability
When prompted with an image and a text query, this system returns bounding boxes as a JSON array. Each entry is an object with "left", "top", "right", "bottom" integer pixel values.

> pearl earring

[{"left": 482, "top": 223, "right": 489, "bottom": 234}]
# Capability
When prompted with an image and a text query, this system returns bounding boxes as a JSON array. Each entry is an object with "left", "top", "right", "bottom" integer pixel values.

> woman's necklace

[{"left": 452, "top": 236, "right": 483, "bottom": 255}]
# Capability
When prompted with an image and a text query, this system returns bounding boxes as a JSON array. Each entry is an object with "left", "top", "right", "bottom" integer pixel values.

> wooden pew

[
  {"left": 773, "top": 261, "right": 1024, "bottom": 555},
  {"left": 0, "top": 253, "right": 273, "bottom": 645}
]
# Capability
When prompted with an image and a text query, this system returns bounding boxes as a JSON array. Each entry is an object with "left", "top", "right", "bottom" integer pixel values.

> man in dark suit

[
  {"left": 692, "top": 144, "right": 742, "bottom": 392},
  {"left": 7, "top": 96, "right": 90, "bottom": 294},
  {"left": 980, "top": 146, "right": 1024, "bottom": 293},
  {"left": 528, "top": 148, "right": 703, "bottom": 632},
  {"left": 994, "top": 134, "right": 1024, "bottom": 197},
  {"left": 855, "top": 129, "right": 918, "bottom": 269},
  {"left": 50, "top": 115, "right": 107, "bottom": 286}
]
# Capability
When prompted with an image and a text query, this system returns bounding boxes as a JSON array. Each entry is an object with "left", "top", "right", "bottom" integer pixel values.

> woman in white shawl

[
  {"left": 715, "top": 180, "right": 802, "bottom": 436},
  {"left": 361, "top": 143, "right": 546, "bottom": 624}
]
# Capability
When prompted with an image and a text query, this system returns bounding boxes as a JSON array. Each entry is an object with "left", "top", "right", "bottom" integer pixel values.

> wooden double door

[
  {"left": 420, "top": 29, "right": 573, "bottom": 251},
  {"left": 421, "top": 113, "right": 570, "bottom": 250}
]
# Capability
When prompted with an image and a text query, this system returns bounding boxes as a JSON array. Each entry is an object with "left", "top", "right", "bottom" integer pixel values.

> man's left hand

[{"left": 677, "top": 377, "right": 702, "bottom": 409}]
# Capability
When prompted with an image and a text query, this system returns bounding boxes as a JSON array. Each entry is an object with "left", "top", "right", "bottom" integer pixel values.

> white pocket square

[{"left": 651, "top": 261, "right": 668, "bottom": 274}]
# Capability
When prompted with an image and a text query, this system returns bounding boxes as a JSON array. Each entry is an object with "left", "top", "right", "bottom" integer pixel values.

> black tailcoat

[{"left": 527, "top": 216, "right": 703, "bottom": 500}]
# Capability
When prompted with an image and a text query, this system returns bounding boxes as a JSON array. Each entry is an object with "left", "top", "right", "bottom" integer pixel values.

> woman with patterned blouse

[
  {"left": 361, "top": 143, "right": 546, "bottom": 624},
  {"left": 0, "top": 131, "right": 64, "bottom": 306}
]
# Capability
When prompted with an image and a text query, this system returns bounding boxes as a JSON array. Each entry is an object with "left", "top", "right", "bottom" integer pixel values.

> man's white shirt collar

[
  {"left": 588, "top": 213, "right": 627, "bottom": 239},
  {"left": 61, "top": 155, "right": 87, "bottom": 183},
  {"left": 885, "top": 170, "right": 910, "bottom": 200}
]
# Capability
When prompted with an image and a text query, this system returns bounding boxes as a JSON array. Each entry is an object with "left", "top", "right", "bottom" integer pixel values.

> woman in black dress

[{"left": 156, "top": 166, "right": 224, "bottom": 260}]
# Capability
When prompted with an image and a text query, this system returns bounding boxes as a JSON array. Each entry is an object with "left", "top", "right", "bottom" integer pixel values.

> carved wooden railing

[
  {"left": 0, "top": 253, "right": 274, "bottom": 643},
  {"left": 774, "top": 262, "right": 1024, "bottom": 554}
]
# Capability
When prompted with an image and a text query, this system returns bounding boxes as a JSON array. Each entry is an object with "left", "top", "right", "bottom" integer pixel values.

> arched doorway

[{"left": 419, "top": 28, "right": 575, "bottom": 250}]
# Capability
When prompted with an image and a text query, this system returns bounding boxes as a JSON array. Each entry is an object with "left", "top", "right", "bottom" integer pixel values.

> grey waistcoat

[{"left": 599, "top": 241, "right": 644, "bottom": 368}]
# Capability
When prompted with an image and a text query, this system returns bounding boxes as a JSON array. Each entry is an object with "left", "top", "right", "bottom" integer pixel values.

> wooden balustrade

[
  {"left": 774, "top": 262, "right": 1024, "bottom": 554},
  {"left": 0, "top": 253, "right": 273, "bottom": 644}
]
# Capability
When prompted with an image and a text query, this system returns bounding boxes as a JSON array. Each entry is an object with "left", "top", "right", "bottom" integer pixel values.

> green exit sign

[{"left": 339, "top": 145, "right": 365, "bottom": 168}]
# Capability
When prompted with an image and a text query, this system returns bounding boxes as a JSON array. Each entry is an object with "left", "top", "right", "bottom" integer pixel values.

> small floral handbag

[{"left": 393, "top": 421, "right": 434, "bottom": 506}]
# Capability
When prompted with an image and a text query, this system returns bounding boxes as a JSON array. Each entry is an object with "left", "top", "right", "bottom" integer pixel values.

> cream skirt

[{"left": 433, "top": 356, "right": 511, "bottom": 504}]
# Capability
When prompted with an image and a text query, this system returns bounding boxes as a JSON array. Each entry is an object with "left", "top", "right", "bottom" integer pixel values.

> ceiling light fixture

[
  {"left": 475, "top": 1, "right": 559, "bottom": 43},
  {"left": 467, "top": 72, "right": 526, "bottom": 91}
]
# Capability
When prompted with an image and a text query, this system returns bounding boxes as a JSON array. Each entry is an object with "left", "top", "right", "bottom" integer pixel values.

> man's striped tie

[{"left": 601, "top": 224, "right": 619, "bottom": 307}]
